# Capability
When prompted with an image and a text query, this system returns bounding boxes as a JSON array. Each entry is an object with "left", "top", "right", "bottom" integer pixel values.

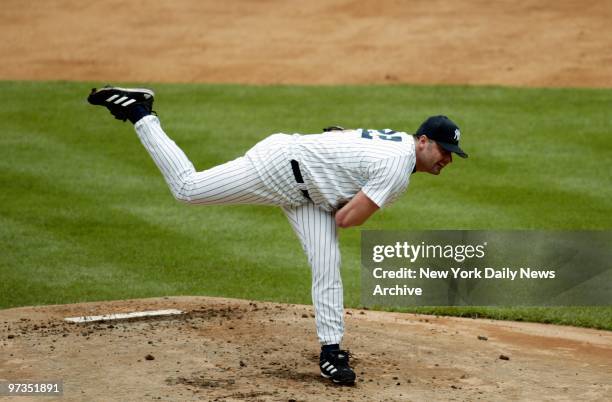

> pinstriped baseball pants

[{"left": 134, "top": 115, "right": 344, "bottom": 345}]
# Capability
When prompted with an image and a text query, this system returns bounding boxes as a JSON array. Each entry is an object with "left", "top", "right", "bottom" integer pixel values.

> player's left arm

[{"left": 335, "top": 191, "right": 379, "bottom": 228}]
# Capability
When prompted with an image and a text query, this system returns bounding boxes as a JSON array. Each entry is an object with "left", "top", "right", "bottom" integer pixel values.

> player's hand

[{"left": 335, "top": 191, "right": 379, "bottom": 228}]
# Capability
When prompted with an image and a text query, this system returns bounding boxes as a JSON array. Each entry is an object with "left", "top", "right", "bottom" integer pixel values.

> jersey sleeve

[{"left": 361, "top": 156, "right": 412, "bottom": 208}]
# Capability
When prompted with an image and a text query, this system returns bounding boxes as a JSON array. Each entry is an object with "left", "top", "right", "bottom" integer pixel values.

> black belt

[{"left": 290, "top": 159, "right": 311, "bottom": 200}]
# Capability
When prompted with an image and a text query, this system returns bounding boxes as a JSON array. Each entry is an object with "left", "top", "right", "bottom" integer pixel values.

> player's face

[{"left": 417, "top": 138, "right": 453, "bottom": 175}]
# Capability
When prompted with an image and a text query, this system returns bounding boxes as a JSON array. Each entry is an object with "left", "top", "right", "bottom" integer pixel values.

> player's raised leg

[
  {"left": 134, "top": 115, "right": 287, "bottom": 205},
  {"left": 88, "top": 85, "right": 284, "bottom": 206},
  {"left": 282, "top": 203, "right": 356, "bottom": 385}
]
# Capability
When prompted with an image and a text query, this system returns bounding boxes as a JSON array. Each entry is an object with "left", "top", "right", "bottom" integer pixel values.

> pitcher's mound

[{"left": 1, "top": 297, "right": 611, "bottom": 401}]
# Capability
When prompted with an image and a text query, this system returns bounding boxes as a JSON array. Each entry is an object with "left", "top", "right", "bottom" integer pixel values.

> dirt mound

[
  {"left": 1, "top": 296, "right": 611, "bottom": 401},
  {"left": 1, "top": 0, "right": 611, "bottom": 87}
]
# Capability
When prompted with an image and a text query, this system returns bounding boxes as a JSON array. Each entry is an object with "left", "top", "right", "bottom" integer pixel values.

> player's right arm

[{"left": 335, "top": 191, "right": 379, "bottom": 228}]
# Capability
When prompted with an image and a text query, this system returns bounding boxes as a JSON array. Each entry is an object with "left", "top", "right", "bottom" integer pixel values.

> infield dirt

[
  {"left": 2, "top": 0, "right": 612, "bottom": 87},
  {"left": 1, "top": 297, "right": 611, "bottom": 401}
]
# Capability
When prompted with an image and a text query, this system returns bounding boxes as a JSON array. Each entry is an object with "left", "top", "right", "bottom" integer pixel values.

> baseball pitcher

[{"left": 87, "top": 85, "right": 468, "bottom": 385}]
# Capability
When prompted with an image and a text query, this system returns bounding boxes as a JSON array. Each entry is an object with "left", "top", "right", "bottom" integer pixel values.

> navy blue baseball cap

[{"left": 416, "top": 115, "right": 468, "bottom": 158}]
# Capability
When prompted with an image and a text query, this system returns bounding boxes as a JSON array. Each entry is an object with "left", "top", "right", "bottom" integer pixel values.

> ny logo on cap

[{"left": 454, "top": 128, "right": 461, "bottom": 141}]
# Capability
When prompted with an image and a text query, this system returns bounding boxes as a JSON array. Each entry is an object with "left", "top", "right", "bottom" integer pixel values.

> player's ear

[{"left": 415, "top": 135, "right": 427, "bottom": 150}]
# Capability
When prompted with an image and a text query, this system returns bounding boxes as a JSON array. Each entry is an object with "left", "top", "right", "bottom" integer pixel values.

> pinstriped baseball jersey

[{"left": 246, "top": 129, "right": 416, "bottom": 211}]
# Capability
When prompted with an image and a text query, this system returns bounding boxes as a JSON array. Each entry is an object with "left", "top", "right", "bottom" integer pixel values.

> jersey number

[{"left": 361, "top": 129, "right": 402, "bottom": 142}]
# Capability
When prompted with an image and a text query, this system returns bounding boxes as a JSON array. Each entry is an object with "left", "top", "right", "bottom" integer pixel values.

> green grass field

[{"left": 1, "top": 81, "right": 610, "bottom": 329}]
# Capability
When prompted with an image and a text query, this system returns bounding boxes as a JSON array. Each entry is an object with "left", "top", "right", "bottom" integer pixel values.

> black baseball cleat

[
  {"left": 87, "top": 85, "right": 155, "bottom": 122},
  {"left": 319, "top": 349, "right": 356, "bottom": 385}
]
